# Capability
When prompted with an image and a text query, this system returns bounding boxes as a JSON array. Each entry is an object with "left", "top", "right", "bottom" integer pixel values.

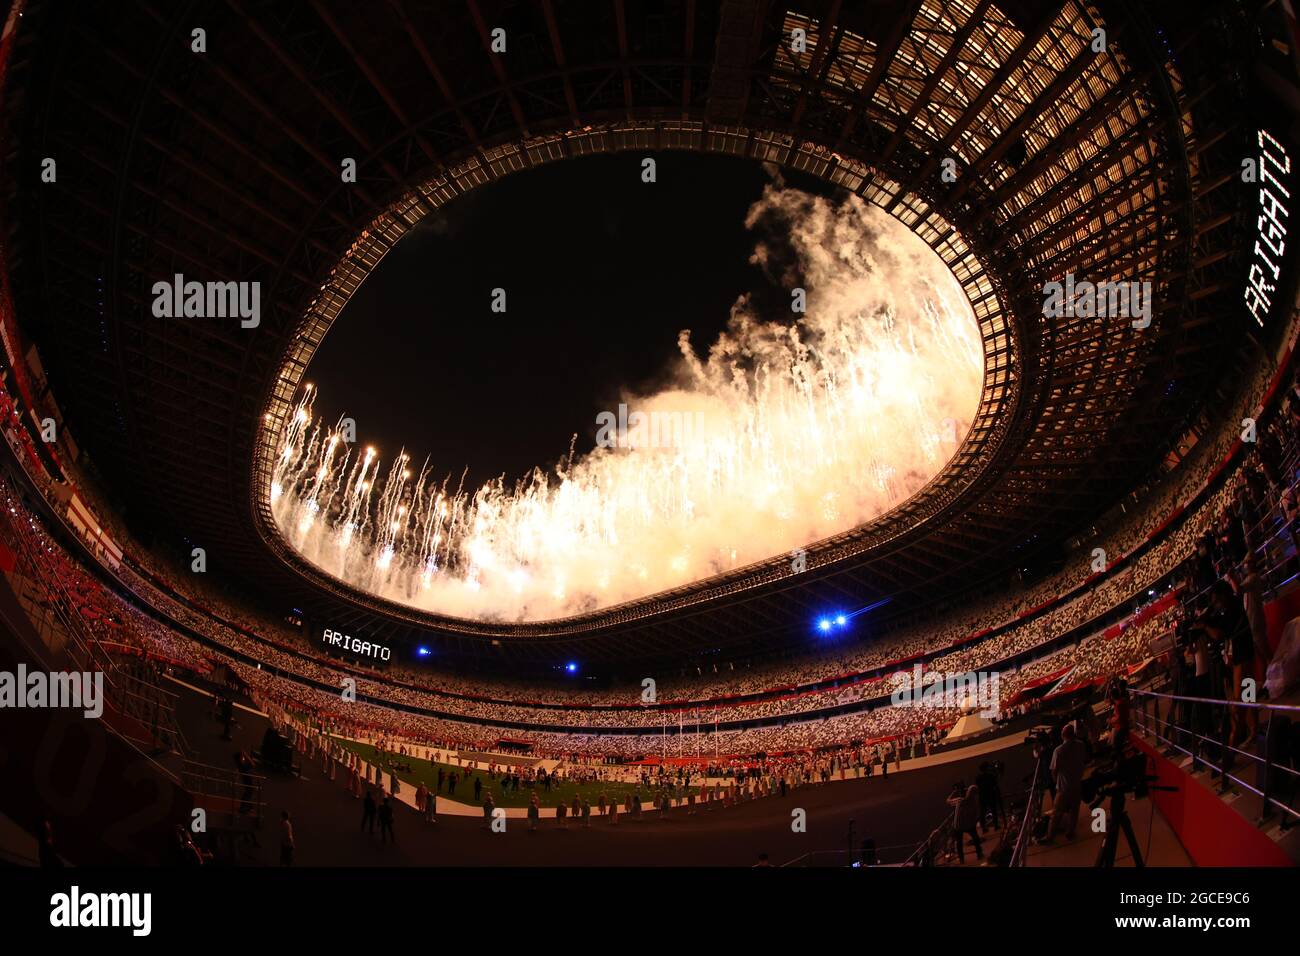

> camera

[
  {"left": 1081, "top": 749, "right": 1156, "bottom": 805},
  {"left": 1023, "top": 726, "right": 1056, "bottom": 763}
]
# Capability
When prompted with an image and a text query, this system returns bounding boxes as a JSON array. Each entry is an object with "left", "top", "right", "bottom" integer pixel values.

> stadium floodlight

[
  {"left": 834, "top": 614, "right": 847, "bottom": 626},
  {"left": 416, "top": 646, "right": 431, "bottom": 657},
  {"left": 817, "top": 618, "right": 832, "bottom": 633},
  {"left": 566, "top": 662, "right": 578, "bottom": 673}
]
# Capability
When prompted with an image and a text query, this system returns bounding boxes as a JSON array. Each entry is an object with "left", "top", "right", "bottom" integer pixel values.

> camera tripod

[{"left": 1093, "top": 788, "right": 1145, "bottom": 867}]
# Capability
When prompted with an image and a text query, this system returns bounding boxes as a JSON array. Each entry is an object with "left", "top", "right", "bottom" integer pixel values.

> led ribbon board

[
  {"left": 319, "top": 626, "right": 392, "bottom": 663},
  {"left": 1245, "top": 129, "right": 1293, "bottom": 328}
]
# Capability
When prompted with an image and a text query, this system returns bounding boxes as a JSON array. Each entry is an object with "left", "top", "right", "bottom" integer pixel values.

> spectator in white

[{"left": 1046, "top": 724, "right": 1087, "bottom": 842}]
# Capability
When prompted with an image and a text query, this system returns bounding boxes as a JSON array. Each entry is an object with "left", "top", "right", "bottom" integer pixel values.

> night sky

[{"left": 306, "top": 153, "right": 838, "bottom": 491}]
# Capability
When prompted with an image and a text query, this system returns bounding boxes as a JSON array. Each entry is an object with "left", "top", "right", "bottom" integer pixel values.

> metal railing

[
  {"left": 1132, "top": 683, "right": 1300, "bottom": 828},
  {"left": 180, "top": 758, "right": 267, "bottom": 829},
  {"left": 903, "top": 811, "right": 956, "bottom": 866}
]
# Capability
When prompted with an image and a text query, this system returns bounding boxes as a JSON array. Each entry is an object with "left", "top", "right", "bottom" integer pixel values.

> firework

[{"left": 270, "top": 187, "right": 984, "bottom": 622}]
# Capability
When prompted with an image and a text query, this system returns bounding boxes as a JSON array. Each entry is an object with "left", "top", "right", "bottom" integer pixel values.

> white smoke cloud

[{"left": 272, "top": 185, "right": 984, "bottom": 622}]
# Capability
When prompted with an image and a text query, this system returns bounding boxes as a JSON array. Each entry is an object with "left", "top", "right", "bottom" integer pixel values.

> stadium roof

[{"left": 0, "top": 0, "right": 1264, "bottom": 670}]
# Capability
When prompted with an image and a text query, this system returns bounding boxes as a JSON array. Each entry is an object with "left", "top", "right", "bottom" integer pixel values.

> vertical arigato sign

[{"left": 1245, "top": 128, "right": 1293, "bottom": 328}]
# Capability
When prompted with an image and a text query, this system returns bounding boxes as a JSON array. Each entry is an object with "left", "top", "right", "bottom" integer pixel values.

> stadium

[{"left": 0, "top": 0, "right": 1298, "bottom": 922}]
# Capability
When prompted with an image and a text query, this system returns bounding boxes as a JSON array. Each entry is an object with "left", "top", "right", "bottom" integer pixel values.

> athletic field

[{"left": 331, "top": 738, "right": 696, "bottom": 810}]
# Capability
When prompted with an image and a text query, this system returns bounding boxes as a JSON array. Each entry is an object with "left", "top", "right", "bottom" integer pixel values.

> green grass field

[{"left": 331, "top": 738, "right": 695, "bottom": 810}]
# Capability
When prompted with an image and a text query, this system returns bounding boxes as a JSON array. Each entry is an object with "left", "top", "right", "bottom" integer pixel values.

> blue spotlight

[
  {"left": 814, "top": 599, "right": 890, "bottom": 636},
  {"left": 416, "top": 646, "right": 431, "bottom": 657},
  {"left": 566, "top": 661, "right": 578, "bottom": 673}
]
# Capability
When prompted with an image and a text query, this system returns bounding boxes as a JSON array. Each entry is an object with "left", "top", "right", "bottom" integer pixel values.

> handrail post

[
  {"left": 1258, "top": 711, "right": 1276, "bottom": 827},
  {"left": 1217, "top": 696, "right": 1233, "bottom": 794}
]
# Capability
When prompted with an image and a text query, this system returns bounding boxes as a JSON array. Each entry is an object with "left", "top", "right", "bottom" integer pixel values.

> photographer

[
  {"left": 1104, "top": 677, "right": 1131, "bottom": 750},
  {"left": 1182, "top": 596, "right": 1222, "bottom": 768},
  {"left": 946, "top": 782, "right": 983, "bottom": 863},
  {"left": 1025, "top": 730, "right": 1055, "bottom": 829},
  {"left": 1171, "top": 614, "right": 1197, "bottom": 753},
  {"left": 1232, "top": 555, "right": 1273, "bottom": 693},
  {"left": 1044, "top": 723, "right": 1086, "bottom": 842},
  {"left": 1202, "top": 579, "right": 1257, "bottom": 746},
  {"left": 1189, "top": 534, "right": 1218, "bottom": 597},
  {"left": 975, "top": 761, "right": 1004, "bottom": 833}
]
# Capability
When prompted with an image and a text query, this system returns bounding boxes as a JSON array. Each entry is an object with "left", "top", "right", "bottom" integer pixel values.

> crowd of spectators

[
  {"left": 1150, "top": 373, "right": 1300, "bottom": 757},
  {"left": 0, "top": 350, "right": 1290, "bottom": 761}
]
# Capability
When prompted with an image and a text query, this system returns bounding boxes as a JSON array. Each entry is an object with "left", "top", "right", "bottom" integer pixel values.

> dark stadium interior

[
  {"left": 1, "top": 0, "right": 1299, "bottom": 893},
  {"left": 0, "top": 0, "right": 1263, "bottom": 671}
]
